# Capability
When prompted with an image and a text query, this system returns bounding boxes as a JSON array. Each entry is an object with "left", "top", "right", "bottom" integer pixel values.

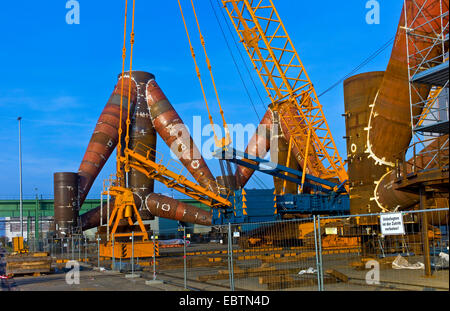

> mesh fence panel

[
  {"left": 318, "top": 208, "right": 449, "bottom": 291},
  {"left": 1, "top": 208, "right": 447, "bottom": 291}
]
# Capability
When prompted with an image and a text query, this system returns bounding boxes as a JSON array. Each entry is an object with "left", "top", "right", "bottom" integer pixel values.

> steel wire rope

[
  {"left": 318, "top": 35, "right": 396, "bottom": 98},
  {"left": 214, "top": 0, "right": 268, "bottom": 112},
  {"left": 208, "top": 0, "right": 261, "bottom": 121}
]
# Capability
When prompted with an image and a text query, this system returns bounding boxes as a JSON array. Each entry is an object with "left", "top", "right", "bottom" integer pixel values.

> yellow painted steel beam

[{"left": 124, "top": 143, "right": 232, "bottom": 208}]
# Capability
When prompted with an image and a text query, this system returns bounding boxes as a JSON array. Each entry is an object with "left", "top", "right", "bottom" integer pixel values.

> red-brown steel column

[
  {"left": 235, "top": 108, "right": 274, "bottom": 189},
  {"left": 78, "top": 77, "right": 137, "bottom": 206},
  {"left": 145, "top": 193, "right": 212, "bottom": 226},
  {"left": 54, "top": 172, "right": 79, "bottom": 237},
  {"left": 125, "top": 71, "right": 158, "bottom": 218},
  {"left": 146, "top": 78, "right": 217, "bottom": 192}
]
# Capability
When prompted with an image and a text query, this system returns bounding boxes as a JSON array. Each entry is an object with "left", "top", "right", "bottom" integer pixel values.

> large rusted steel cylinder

[
  {"left": 235, "top": 109, "right": 274, "bottom": 189},
  {"left": 146, "top": 79, "right": 217, "bottom": 192},
  {"left": 366, "top": 1, "right": 442, "bottom": 167},
  {"left": 78, "top": 76, "right": 137, "bottom": 206},
  {"left": 216, "top": 175, "right": 237, "bottom": 195},
  {"left": 80, "top": 201, "right": 113, "bottom": 231},
  {"left": 374, "top": 134, "right": 449, "bottom": 211},
  {"left": 54, "top": 172, "right": 79, "bottom": 237},
  {"left": 344, "top": 71, "right": 390, "bottom": 216},
  {"left": 145, "top": 193, "right": 212, "bottom": 226},
  {"left": 124, "top": 71, "right": 158, "bottom": 217}
]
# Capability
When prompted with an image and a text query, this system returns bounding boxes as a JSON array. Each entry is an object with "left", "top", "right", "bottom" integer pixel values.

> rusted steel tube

[
  {"left": 374, "top": 135, "right": 449, "bottom": 211},
  {"left": 54, "top": 172, "right": 79, "bottom": 237},
  {"left": 78, "top": 76, "right": 137, "bottom": 206},
  {"left": 146, "top": 79, "right": 216, "bottom": 192},
  {"left": 80, "top": 202, "right": 111, "bottom": 231},
  {"left": 366, "top": 1, "right": 442, "bottom": 167},
  {"left": 145, "top": 193, "right": 212, "bottom": 226},
  {"left": 124, "top": 71, "right": 158, "bottom": 215},
  {"left": 216, "top": 175, "right": 237, "bottom": 194},
  {"left": 235, "top": 108, "right": 274, "bottom": 189},
  {"left": 343, "top": 71, "right": 389, "bottom": 215}
]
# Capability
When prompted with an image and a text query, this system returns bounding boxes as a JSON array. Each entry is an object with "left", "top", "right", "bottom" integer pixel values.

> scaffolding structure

[{"left": 404, "top": 0, "right": 449, "bottom": 172}]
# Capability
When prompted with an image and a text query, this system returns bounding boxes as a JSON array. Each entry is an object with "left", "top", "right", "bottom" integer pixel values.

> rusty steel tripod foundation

[{"left": 77, "top": 71, "right": 220, "bottom": 231}]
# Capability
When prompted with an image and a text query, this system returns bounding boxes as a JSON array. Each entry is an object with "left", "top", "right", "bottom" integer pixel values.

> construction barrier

[{"left": 0, "top": 208, "right": 448, "bottom": 291}]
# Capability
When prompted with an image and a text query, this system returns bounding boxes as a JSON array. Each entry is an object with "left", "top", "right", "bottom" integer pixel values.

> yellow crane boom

[{"left": 221, "top": 0, "right": 349, "bottom": 190}]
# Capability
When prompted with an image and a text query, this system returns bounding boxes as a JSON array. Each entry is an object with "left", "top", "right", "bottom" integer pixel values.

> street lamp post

[{"left": 18, "top": 117, "right": 23, "bottom": 238}]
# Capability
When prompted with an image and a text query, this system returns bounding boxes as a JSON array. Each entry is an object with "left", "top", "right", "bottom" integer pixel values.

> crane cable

[
  {"left": 116, "top": 0, "right": 136, "bottom": 185},
  {"left": 318, "top": 35, "right": 395, "bottom": 98},
  {"left": 178, "top": 0, "right": 231, "bottom": 149},
  {"left": 214, "top": 0, "right": 267, "bottom": 113},
  {"left": 208, "top": 0, "right": 261, "bottom": 121},
  {"left": 124, "top": 0, "right": 136, "bottom": 171},
  {"left": 116, "top": 0, "right": 129, "bottom": 185}
]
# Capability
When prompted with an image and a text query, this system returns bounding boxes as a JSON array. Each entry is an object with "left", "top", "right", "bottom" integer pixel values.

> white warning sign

[{"left": 380, "top": 213, "right": 405, "bottom": 236}]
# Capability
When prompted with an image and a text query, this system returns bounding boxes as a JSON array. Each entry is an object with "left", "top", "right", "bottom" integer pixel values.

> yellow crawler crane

[{"left": 221, "top": 0, "right": 349, "bottom": 191}]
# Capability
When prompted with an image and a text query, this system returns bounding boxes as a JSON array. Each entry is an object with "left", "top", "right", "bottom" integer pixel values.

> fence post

[
  {"left": 112, "top": 233, "right": 115, "bottom": 271},
  {"left": 152, "top": 234, "right": 156, "bottom": 280},
  {"left": 131, "top": 231, "right": 135, "bottom": 276},
  {"left": 183, "top": 226, "right": 187, "bottom": 290},
  {"left": 78, "top": 236, "right": 81, "bottom": 261},
  {"left": 313, "top": 215, "right": 321, "bottom": 291},
  {"left": 420, "top": 189, "right": 432, "bottom": 277},
  {"left": 317, "top": 216, "right": 324, "bottom": 291},
  {"left": 71, "top": 235, "right": 74, "bottom": 261},
  {"left": 97, "top": 236, "right": 100, "bottom": 268},
  {"left": 228, "top": 222, "right": 235, "bottom": 291}
]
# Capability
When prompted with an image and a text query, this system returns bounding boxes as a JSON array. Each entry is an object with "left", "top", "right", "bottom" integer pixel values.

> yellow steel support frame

[
  {"left": 221, "top": 0, "right": 348, "bottom": 190},
  {"left": 300, "top": 128, "right": 312, "bottom": 193},
  {"left": 123, "top": 142, "right": 232, "bottom": 208},
  {"left": 107, "top": 186, "right": 149, "bottom": 241}
]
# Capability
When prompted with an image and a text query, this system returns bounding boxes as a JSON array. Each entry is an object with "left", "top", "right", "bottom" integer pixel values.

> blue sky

[{"left": 0, "top": 0, "right": 404, "bottom": 199}]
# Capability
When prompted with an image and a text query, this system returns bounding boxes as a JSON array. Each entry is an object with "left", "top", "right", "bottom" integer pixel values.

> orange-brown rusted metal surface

[
  {"left": 366, "top": 1, "right": 442, "bottom": 167},
  {"left": 216, "top": 175, "right": 237, "bottom": 194},
  {"left": 80, "top": 202, "right": 112, "bottom": 231},
  {"left": 146, "top": 78, "right": 216, "bottom": 192},
  {"left": 344, "top": 72, "right": 389, "bottom": 216},
  {"left": 78, "top": 77, "right": 137, "bottom": 206},
  {"left": 54, "top": 172, "right": 79, "bottom": 236},
  {"left": 235, "top": 108, "right": 274, "bottom": 189},
  {"left": 124, "top": 71, "right": 157, "bottom": 216},
  {"left": 145, "top": 193, "right": 212, "bottom": 226},
  {"left": 374, "top": 135, "right": 449, "bottom": 212}
]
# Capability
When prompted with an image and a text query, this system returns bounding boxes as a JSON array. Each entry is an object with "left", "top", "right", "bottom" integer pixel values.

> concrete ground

[
  {"left": 2, "top": 264, "right": 232, "bottom": 291},
  {"left": 1, "top": 245, "right": 448, "bottom": 291}
]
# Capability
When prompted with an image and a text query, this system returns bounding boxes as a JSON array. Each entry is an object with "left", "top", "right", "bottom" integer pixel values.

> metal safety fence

[
  {"left": 0, "top": 208, "right": 448, "bottom": 291},
  {"left": 317, "top": 208, "right": 449, "bottom": 291}
]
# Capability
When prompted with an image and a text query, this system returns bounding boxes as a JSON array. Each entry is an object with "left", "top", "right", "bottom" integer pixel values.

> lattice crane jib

[{"left": 220, "top": 0, "right": 349, "bottom": 190}]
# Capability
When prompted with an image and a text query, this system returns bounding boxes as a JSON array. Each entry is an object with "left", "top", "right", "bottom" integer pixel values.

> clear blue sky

[{"left": 0, "top": 0, "right": 404, "bottom": 199}]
